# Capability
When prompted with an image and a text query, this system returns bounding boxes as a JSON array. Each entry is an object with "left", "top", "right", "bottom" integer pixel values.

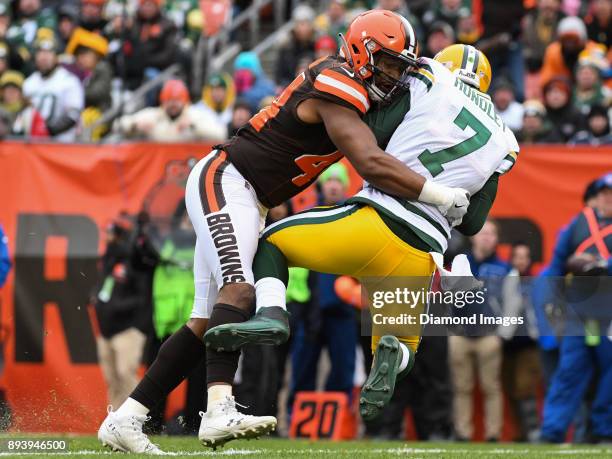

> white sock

[
  {"left": 255, "top": 277, "right": 287, "bottom": 312},
  {"left": 207, "top": 384, "right": 232, "bottom": 411},
  {"left": 115, "top": 397, "right": 149, "bottom": 417},
  {"left": 398, "top": 342, "right": 411, "bottom": 373}
]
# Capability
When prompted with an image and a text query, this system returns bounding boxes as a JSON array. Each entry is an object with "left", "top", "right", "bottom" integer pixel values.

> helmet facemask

[{"left": 364, "top": 42, "right": 415, "bottom": 104}]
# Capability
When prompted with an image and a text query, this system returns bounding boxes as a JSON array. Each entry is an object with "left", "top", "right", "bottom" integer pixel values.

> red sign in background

[{"left": 1, "top": 142, "right": 611, "bottom": 433}]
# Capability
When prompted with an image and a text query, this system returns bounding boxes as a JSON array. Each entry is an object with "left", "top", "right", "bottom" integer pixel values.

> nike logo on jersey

[{"left": 339, "top": 66, "right": 355, "bottom": 78}]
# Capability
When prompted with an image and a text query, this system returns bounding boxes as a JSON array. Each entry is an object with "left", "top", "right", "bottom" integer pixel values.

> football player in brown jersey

[{"left": 98, "top": 10, "right": 471, "bottom": 453}]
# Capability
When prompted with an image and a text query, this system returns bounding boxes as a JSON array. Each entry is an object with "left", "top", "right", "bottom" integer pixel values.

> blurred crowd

[{"left": 0, "top": 0, "right": 610, "bottom": 143}]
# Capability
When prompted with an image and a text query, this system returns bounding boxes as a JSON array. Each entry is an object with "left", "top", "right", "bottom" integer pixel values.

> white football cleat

[
  {"left": 98, "top": 406, "right": 164, "bottom": 454},
  {"left": 198, "top": 396, "right": 277, "bottom": 449}
]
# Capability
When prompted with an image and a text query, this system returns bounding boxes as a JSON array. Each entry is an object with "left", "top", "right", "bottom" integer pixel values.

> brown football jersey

[{"left": 221, "top": 56, "right": 371, "bottom": 208}]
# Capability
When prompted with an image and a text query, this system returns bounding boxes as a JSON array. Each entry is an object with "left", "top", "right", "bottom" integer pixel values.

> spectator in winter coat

[
  {"left": 117, "top": 79, "right": 226, "bottom": 142},
  {"left": 56, "top": 4, "right": 79, "bottom": 52},
  {"left": 0, "top": 39, "right": 25, "bottom": 78},
  {"left": 194, "top": 73, "right": 235, "bottom": 128},
  {"left": 226, "top": 99, "right": 252, "bottom": 138},
  {"left": 0, "top": 69, "right": 48, "bottom": 138},
  {"left": 540, "top": 16, "right": 602, "bottom": 87},
  {"left": 422, "top": 0, "right": 466, "bottom": 33},
  {"left": 572, "top": 50, "right": 611, "bottom": 117},
  {"left": 0, "top": 3, "right": 9, "bottom": 39},
  {"left": 499, "top": 243, "right": 542, "bottom": 442},
  {"left": 6, "top": 0, "right": 57, "bottom": 54},
  {"left": 314, "top": 0, "right": 348, "bottom": 41},
  {"left": 522, "top": 0, "right": 564, "bottom": 72},
  {"left": 314, "top": 35, "right": 337, "bottom": 60},
  {"left": 65, "top": 28, "right": 113, "bottom": 139},
  {"left": 234, "top": 52, "right": 275, "bottom": 113},
  {"left": 423, "top": 21, "right": 455, "bottom": 58},
  {"left": 456, "top": 8, "right": 480, "bottom": 45},
  {"left": 570, "top": 105, "right": 612, "bottom": 145},
  {"left": 66, "top": 28, "right": 112, "bottom": 111},
  {"left": 94, "top": 215, "right": 150, "bottom": 410},
  {"left": 108, "top": 0, "right": 178, "bottom": 90},
  {"left": 79, "top": 0, "right": 108, "bottom": 34},
  {"left": 491, "top": 79, "right": 524, "bottom": 133},
  {"left": 450, "top": 220, "right": 511, "bottom": 442},
  {"left": 23, "top": 34, "right": 83, "bottom": 142},
  {"left": 542, "top": 76, "right": 583, "bottom": 141},
  {"left": 586, "top": 0, "right": 611, "bottom": 49},
  {"left": 275, "top": 4, "right": 316, "bottom": 88},
  {"left": 1, "top": 8, "right": 27, "bottom": 74},
  {"left": 516, "top": 99, "right": 562, "bottom": 144},
  {"left": 476, "top": 0, "right": 526, "bottom": 100}
]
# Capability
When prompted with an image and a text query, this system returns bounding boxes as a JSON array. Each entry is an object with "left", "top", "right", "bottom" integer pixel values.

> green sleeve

[
  {"left": 363, "top": 92, "right": 411, "bottom": 149},
  {"left": 253, "top": 239, "right": 289, "bottom": 286},
  {"left": 456, "top": 173, "right": 499, "bottom": 236}
]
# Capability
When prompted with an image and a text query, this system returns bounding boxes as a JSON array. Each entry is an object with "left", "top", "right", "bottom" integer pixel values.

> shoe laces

[
  {"left": 127, "top": 414, "right": 161, "bottom": 452},
  {"left": 220, "top": 396, "right": 249, "bottom": 414},
  {"left": 199, "top": 396, "right": 249, "bottom": 418}
]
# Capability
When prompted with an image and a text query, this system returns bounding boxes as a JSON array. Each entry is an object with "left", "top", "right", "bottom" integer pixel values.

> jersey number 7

[{"left": 418, "top": 107, "right": 491, "bottom": 177}]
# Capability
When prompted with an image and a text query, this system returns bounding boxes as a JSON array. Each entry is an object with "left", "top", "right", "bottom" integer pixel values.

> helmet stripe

[
  {"left": 460, "top": 45, "right": 469, "bottom": 70},
  {"left": 397, "top": 14, "right": 416, "bottom": 55},
  {"left": 472, "top": 47, "right": 480, "bottom": 74},
  {"left": 405, "top": 20, "right": 415, "bottom": 53}
]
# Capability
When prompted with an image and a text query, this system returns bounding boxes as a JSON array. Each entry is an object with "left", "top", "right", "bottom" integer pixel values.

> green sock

[{"left": 253, "top": 239, "right": 289, "bottom": 285}]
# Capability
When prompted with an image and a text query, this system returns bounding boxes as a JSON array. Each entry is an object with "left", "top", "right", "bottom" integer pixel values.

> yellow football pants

[{"left": 263, "top": 204, "right": 436, "bottom": 353}]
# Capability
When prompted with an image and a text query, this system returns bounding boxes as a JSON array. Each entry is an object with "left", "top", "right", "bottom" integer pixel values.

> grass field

[{"left": 0, "top": 436, "right": 610, "bottom": 458}]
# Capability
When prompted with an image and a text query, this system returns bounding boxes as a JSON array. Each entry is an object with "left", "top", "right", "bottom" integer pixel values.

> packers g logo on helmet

[{"left": 434, "top": 44, "right": 492, "bottom": 93}]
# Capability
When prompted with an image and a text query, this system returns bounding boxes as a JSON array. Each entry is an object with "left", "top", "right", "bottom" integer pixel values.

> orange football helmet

[{"left": 340, "top": 9, "right": 418, "bottom": 102}]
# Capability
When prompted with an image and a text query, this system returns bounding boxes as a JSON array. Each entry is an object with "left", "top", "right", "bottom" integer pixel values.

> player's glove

[{"left": 418, "top": 180, "right": 470, "bottom": 226}]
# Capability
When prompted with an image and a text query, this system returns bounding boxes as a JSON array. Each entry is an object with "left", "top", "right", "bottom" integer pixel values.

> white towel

[{"left": 429, "top": 252, "right": 483, "bottom": 306}]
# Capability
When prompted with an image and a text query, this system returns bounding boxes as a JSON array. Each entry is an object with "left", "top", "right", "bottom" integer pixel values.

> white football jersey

[
  {"left": 353, "top": 58, "right": 519, "bottom": 253},
  {"left": 23, "top": 67, "right": 84, "bottom": 142}
]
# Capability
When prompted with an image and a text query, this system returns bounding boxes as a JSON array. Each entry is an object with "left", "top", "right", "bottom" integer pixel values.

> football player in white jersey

[
  {"left": 23, "top": 35, "right": 84, "bottom": 142},
  {"left": 205, "top": 44, "right": 519, "bottom": 421}
]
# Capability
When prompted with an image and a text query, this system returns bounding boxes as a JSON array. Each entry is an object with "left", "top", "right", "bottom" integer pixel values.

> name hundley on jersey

[{"left": 455, "top": 79, "right": 507, "bottom": 131}]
